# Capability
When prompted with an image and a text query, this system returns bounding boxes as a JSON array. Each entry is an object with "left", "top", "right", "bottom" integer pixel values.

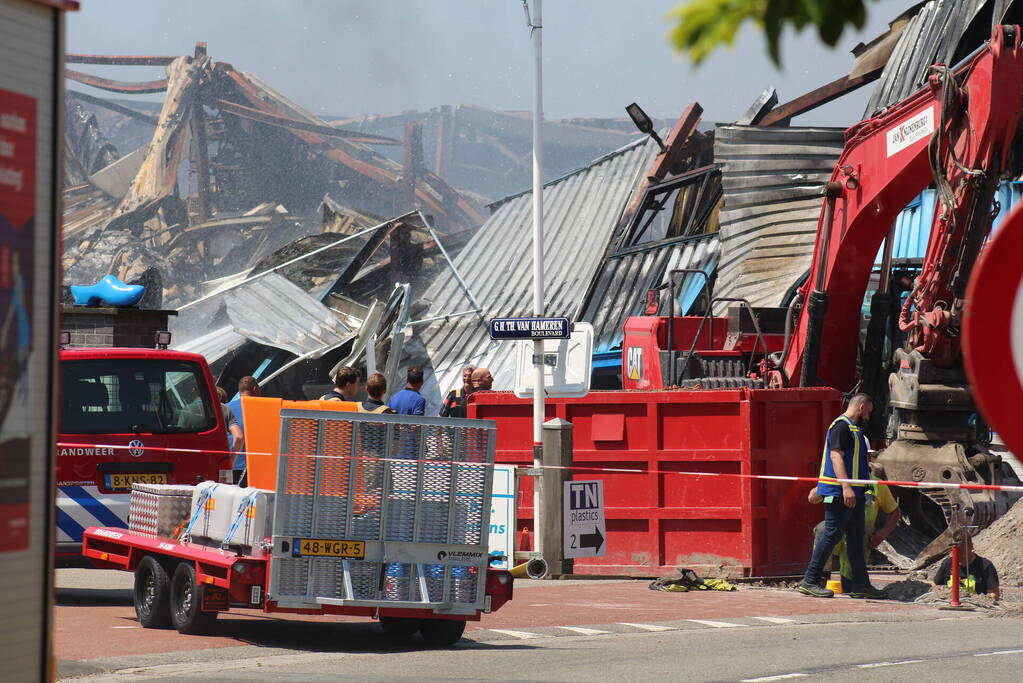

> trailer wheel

[
  {"left": 379, "top": 616, "right": 422, "bottom": 640},
  {"left": 133, "top": 556, "right": 171, "bottom": 629},
  {"left": 169, "top": 562, "right": 218, "bottom": 634},
  {"left": 420, "top": 619, "right": 466, "bottom": 647}
]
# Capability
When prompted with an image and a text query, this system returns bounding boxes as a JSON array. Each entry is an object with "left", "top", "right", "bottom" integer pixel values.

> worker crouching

[{"left": 796, "top": 393, "right": 886, "bottom": 600}]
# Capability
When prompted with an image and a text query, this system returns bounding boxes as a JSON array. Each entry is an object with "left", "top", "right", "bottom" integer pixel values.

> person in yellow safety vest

[
  {"left": 808, "top": 474, "right": 900, "bottom": 592},
  {"left": 932, "top": 546, "right": 1000, "bottom": 602},
  {"left": 796, "top": 393, "right": 887, "bottom": 600}
]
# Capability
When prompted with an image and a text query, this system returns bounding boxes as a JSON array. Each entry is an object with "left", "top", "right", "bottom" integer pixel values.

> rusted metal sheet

[
  {"left": 215, "top": 99, "right": 400, "bottom": 145},
  {"left": 65, "top": 68, "right": 168, "bottom": 93},
  {"left": 66, "top": 53, "right": 177, "bottom": 66}
]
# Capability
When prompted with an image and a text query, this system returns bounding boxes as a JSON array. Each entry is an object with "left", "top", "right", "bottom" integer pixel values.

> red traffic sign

[{"left": 963, "top": 203, "right": 1023, "bottom": 456}]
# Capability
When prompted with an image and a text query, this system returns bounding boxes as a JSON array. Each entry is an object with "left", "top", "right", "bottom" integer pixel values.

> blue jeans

[{"left": 802, "top": 498, "right": 868, "bottom": 587}]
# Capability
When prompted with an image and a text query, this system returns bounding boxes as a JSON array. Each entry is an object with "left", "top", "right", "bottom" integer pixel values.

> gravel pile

[{"left": 972, "top": 499, "right": 1023, "bottom": 587}]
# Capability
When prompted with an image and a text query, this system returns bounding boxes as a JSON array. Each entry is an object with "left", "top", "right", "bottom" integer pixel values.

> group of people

[{"left": 797, "top": 392, "right": 1000, "bottom": 602}]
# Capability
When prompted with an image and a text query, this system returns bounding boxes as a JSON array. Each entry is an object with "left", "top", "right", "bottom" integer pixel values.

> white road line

[
  {"left": 111, "top": 625, "right": 139, "bottom": 629},
  {"left": 688, "top": 619, "right": 743, "bottom": 628},
  {"left": 619, "top": 622, "right": 675, "bottom": 632},
  {"left": 741, "top": 674, "right": 808, "bottom": 682},
  {"left": 857, "top": 660, "right": 922, "bottom": 668},
  {"left": 751, "top": 616, "right": 795, "bottom": 624},
  {"left": 974, "top": 649, "right": 1023, "bottom": 657},
  {"left": 488, "top": 629, "right": 542, "bottom": 639},
  {"left": 556, "top": 626, "right": 611, "bottom": 636}
]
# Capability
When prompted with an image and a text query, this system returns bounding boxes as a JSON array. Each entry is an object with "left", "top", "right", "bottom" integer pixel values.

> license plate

[
  {"left": 293, "top": 538, "right": 366, "bottom": 559},
  {"left": 105, "top": 473, "right": 168, "bottom": 490}
]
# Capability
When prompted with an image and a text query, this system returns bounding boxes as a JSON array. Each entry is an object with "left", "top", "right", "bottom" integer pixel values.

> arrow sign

[
  {"left": 563, "top": 480, "right": 606, "bottom": 559},
  {"left": 580, "top": 527, "right": 604, "bottom": 554}
]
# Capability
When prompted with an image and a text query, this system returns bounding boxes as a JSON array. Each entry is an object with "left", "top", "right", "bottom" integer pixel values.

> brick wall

[{"left": 62, "top": 307, "right": 176, "bottom": 348}]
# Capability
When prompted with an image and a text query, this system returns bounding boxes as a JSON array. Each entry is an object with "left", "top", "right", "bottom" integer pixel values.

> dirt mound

[
  {"left": 914, "top": 585, "right": 999, "bottom": 608},
  {"left": 883, "top": 579, "right": 931, "bottom": 602},
  {"left": 972, "top": 499, "right": 1023, "bottom": 587},
  {"left": 988, "top": 604, "right": 1023, "bottom": 619}
]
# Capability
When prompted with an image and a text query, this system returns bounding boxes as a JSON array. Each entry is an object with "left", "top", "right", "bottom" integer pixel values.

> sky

[{"left": 67, "top": 0, "right": 910, "bottom": 126}]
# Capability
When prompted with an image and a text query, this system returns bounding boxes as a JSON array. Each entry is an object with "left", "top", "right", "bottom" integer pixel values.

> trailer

[{"left": 82, "top": 410, "right": 514, "bottom": 646}]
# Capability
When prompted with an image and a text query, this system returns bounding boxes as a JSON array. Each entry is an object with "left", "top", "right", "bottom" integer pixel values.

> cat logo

[{"left": 626, "top": 347, "right": 643, "bottom": 381}]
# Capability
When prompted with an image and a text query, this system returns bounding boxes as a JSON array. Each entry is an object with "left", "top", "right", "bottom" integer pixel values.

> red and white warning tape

[{"left": 57, "top": 440, "right": 1023, "bottom": 494}]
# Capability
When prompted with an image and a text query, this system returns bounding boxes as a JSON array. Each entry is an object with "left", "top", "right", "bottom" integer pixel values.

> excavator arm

[
  {"left": 779, "top": 24, "right": 1023, "bottom": 391},
  {"left": 774, "top": 25, "right": 1023, "bottom": 567}
]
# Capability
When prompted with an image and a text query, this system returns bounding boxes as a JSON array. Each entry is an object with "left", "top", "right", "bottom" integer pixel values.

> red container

[{"left": 469, "top": 387, "right": 841, "bottom": 577}]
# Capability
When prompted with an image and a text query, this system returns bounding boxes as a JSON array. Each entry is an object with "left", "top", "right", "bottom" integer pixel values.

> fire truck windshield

[{"left": 60, "top": 359, "right": 217, "bottom": 435}]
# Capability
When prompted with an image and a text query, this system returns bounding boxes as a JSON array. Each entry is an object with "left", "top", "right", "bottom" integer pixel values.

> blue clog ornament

[{"left": 70, "top": 274, "right": 146, "bottom": 307}]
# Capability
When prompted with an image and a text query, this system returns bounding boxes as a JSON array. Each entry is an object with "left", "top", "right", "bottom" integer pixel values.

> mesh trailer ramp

[{"left": 269, "top": 410, "right": 496, "bottom": 616}]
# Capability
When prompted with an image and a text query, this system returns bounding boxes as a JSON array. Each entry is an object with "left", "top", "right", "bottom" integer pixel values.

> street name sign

[
  {"left": 489, "top": 316, "right": 570, "bottom": 340},
  {"left": 563, "top": 480, "right": 606, "bottom": 559}
]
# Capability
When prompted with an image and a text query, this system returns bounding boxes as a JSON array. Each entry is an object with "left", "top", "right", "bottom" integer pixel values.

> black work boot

[
  {"left": 847, "top": 583, "right": 887, "bottom": 600},
  {"left": 795, "top": 580, "right": 834, "bottom": 598}
]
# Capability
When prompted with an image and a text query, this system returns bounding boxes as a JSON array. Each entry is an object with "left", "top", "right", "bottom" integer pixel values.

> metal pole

[
  {"left": 950, "top": 543, "right": 962, "bottom": 607},
  {"left": 529, "top": 0, "right": 545, "bottom": 554}
]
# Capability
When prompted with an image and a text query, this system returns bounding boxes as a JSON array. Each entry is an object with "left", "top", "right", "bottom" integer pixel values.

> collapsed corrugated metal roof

[
  {"left": 863, "top": 0, "right": 1020, "bottom": 117},
  {"left": 713, "top": 125, "right": 845, "bottom": 308},
  {"left": 414, "top": 137, "right": 660, "bottom": 410},
  {"left": 581, "top": 233, "right": 720, "bottom": 352}
]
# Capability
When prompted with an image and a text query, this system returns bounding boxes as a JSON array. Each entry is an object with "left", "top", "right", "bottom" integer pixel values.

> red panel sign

[
  {"left": 963, "top": 202, "right": 1023, "bottom": 457},
  {"left": 0, "top": 87, "right": 37, "bottom": 553}
]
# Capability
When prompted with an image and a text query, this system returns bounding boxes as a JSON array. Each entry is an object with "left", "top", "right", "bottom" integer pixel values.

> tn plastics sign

[
  {"left": 489, "top": 316, "right": 570, "bottom": 340},
  {"left": 563, "top": 480, "right": 606, "bottom": 559}
]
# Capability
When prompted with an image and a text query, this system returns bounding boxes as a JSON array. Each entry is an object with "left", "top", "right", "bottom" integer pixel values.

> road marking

[
  {"left": 857, "top": 660, "right": 922, "bottom": 668},
  {"left": 974, "top": 649, "right": 1023, "bottom": 657},
  {"left": 556, "top": 626, "right": 611, "bottom": 636},
  {"left": 687, "top": 619, "right": 742, "bottom": 628},
  {"left": 619, "top": 622, "right": 675, "bottom": 632},
  {"left": 111, "top": 625, "right": 139, "bottom": 629},
  {"left": 741, "top": 674, "right": 808, "bottom": 682},
  {"left": 751, "top": 616, "right": 795, "bottom": 624},
  {"left": 488, "top": 629, "right": 541, "bottom": 639}
]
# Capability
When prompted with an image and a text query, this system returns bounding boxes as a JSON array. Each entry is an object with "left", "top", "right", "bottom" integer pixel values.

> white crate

[
  {"left": 187, "top": 482, "right": 274, "bottom": 550},
  {"left": 128, "top": 484, "right": 195, "bottom": 538}
]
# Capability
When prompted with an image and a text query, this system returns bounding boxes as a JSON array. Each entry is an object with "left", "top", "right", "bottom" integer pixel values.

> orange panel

[{"left": 242, "top": 397, "right": 357, "bottom": 490}]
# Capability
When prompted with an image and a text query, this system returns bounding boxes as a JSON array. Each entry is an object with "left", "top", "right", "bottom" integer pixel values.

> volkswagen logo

[{"left": 128, "top": 439, "right": 145, "bottom": 458}]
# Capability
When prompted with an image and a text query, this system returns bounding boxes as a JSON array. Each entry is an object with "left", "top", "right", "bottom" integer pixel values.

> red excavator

[{"left": 622, "top": 24, "right": 1023, "bottom": 565}]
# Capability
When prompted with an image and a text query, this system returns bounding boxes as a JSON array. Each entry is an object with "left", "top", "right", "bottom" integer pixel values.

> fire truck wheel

[
  {"left": 419, "top": 619, "right": 466, "bottom": 647},
  {"left": 379, "top": 616, "right": 423, "bottom": 639},
  {"left": 133, "top": 556, "right": 172, "bottom": 629},
  {"left": 169, "top": 562, "right": 218, "bottom": 634}
]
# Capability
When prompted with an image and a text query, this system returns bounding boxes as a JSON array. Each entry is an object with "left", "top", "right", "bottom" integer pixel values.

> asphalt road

[{"left": 56, "top": 569, "right": 1023, "bottom": 682}]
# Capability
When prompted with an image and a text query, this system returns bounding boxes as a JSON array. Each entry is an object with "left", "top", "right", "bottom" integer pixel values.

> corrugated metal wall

[
  {"left": 0, "top": 0, "right": 61, "bottom": 679},
  {"left": 414, "top": 139, "right": 658, "bottom": 411},
  {"left": 864, "top": 0, "right": 989, "bottom": 118},
  {"left": 712, "top": 125, "right": 845, "bottom": 308}
]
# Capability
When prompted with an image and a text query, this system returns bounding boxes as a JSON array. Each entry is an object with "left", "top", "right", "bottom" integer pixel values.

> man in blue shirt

[
  {"left": 796, "top": 393, "right": 886, "bottom": 600},
  {"left": 389, "top": 367, "right": 426, "bottom": 416},
  {"left": 227, "top": 376, "right": 260, "bottom": 485}
]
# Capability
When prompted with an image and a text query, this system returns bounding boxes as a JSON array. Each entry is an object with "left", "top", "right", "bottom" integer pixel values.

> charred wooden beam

[
  {"left": 757, "top": 67, "right": 885, "bottom": 127},
  {"left": 66, "top": 53, "right": 178, "bottom": 66},
  {"left": 190, "top": 43, "right": 213, "bottom": 222},
  {"left": 66, "top": 68, "right": 168, "bottom": 94},
  {"left": 402, "top": 122, "right": 424, "bottom": 212},
  {"left": 434, "top": 104, "right": 454, "bottom": 177}
]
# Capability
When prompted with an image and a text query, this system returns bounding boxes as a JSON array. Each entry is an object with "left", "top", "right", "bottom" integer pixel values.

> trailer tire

[
  {"left": 169, "top": 562, "right": 218, "bottom": 634},
  {"left": 379, "top": 616, "right": 422, "bottom": 640},
  {"left": 420, "top": 619, "right": 466, "bottom": 647},
  {"left": 133, "top": 556, "right": 172, "bottom": 629}
]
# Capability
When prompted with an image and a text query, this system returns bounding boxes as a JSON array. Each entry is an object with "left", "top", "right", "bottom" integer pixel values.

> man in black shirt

[{"left": 932, "top": 547, "right": 1000, "bottom": 601}]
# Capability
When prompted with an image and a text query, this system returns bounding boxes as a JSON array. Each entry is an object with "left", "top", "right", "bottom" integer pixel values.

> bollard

[
  {"left": 540, "top": 418, "right": 573, "bottom": 577},
  {"left": 950, "top": 544, "right": 961, "bottom": 608}
]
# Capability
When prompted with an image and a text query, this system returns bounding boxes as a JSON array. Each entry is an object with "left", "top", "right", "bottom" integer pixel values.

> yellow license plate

[
  {"left": 293, "top": 538, "right": 366, "bottom": 559},
  {"left": 106, "top": 473, "right": 168, "bottom": 490}
]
